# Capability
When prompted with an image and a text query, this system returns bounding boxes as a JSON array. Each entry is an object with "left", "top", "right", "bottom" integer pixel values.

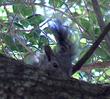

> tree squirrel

[
  {"left": 24, "top": 19, "right": 75, "bottom": 78},
  {"left": 47, "top": 19, "right": 75, "bottom": 78}
]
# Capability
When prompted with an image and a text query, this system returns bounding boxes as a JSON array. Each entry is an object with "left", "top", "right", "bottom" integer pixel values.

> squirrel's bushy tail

[{"left": 49, "top": 19, "right": 75, "bottom": 60}]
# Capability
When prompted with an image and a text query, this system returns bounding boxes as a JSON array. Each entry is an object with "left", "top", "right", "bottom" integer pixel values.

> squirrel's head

[{"left": 44, "top": 45, "right": 72, "bottom": 78}]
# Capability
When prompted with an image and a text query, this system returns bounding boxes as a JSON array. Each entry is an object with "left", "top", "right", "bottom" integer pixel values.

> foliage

[{"left": 0, "top": 0, "right": 110, "bottom": 83}]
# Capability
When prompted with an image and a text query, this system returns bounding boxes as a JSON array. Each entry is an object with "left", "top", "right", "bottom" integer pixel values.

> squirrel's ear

[{"left": 44, "top": 45, "right": 54, "bottom": 61}]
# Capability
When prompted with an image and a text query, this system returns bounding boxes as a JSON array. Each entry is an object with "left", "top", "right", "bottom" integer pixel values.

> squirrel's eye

[{"left": 53, "top": 62, "right": 58, "bottom": 68}]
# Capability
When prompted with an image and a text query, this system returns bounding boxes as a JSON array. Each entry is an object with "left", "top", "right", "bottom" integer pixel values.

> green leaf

[
  {"left": 14, "top": 22, "right": 24, "bottom": 28},
  {"left": 27, "top": 14, "right": 44, "bottom": 26},
  {"left": 20, "top": 19, "right": 30, "bottom": 27},
  {"left": 38, "top": 35, "right": 48, "bottom": 48},
  {"left": 49, "top": 0, "right": 64, "bottom": 7},
  {"left": 105, "top": 69, "right": 110, "bottom": 76},
  {"left": 25, "top": 29, "right": 41, "bottom": 45},
  {"left": 3, "top": 34, "right": 27, "bottom": 52},
  {"left": 13, "top": 4, "right": 33, "bottom": 17},
  {"left": 88, "top": 13, "right": 97, "bottom": 24},
  {"left": 3, "top": 34, "right": 14, "bottom": 46},
  {"left": 0, "top": 0, "right": 5, "bottom": 3},
  {"left": 95, "top": 47, "right": 109, "bottom": 60},
  {"left": 80, "top": 18, "right": 91, "bottom": 31}
]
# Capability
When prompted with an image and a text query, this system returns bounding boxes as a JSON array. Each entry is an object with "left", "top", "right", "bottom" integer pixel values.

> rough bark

[{"left": 0, "top": 54, "right": 109, "bottom": 99}]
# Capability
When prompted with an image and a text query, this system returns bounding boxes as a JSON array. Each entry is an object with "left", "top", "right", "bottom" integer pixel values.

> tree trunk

[{"left": 0, "top": 54, "right": 109, "bottom": 99}]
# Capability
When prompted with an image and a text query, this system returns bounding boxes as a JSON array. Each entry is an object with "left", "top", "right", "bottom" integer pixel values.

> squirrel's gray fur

[{"left": 24, "top": 19, "right": 75, "bottom": 79}]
